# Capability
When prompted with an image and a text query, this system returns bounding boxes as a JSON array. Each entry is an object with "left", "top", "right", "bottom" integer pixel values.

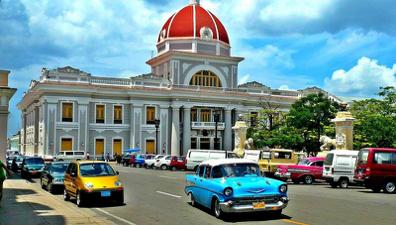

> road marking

[
  {"left": 95, "top": 208, "right": 136, "bottom": 225},
  {"left": 159, "top": 175, "right": 178, "bottom": 179},
  {"left": 156, "top": 191, "right": 182, "bottom": 198},
  {"left": 282, "top": 219, "right": 309, "bottom": 225}
]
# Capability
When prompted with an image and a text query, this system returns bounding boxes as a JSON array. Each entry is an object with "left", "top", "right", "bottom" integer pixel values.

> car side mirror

[{"left": 116, "top": 171, "right": 119, "bottom": 175}]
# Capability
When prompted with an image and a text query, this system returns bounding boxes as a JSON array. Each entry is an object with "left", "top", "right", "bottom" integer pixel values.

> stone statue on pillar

[
  {"left": 331, "top": 102, "right": 356, "bottom": 150},
  {"left": 233, "top": 115, "right": 248, "bottom": 157}
]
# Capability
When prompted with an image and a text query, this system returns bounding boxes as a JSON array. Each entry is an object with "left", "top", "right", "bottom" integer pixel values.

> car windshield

[
  {"left": 212, "top": 163, "right": 260, "bottom": 178},
  {"left": 51, "top": 163, "right": 69, "bottom": 173},
  {"left": 26, "top": 158, "right": 44, "bottom": 165},
  {"left": 79, "top": 163, "right": 116, "bottom": 177},
  {"left": 357, "top": 149, "right": 369, "bottom": 164},
  {"left": 298, "top": 159, "right": 311, "bottom": 166},
  {"left": 324, "top": 153, "right": 334, "bottom": 166}
]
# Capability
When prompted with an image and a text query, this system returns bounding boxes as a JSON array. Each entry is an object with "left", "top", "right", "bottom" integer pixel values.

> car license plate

[
  {"left": 101, "top": 191, "right": 111, "bottom": 197},
  {"left": 253, "top": 202, "right": 265, "bottom": 209}
]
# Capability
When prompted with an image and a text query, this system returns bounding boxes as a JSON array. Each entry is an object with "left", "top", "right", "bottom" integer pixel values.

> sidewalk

[{"left": 0, "top": 177, "right": 117, "bottom": 225}]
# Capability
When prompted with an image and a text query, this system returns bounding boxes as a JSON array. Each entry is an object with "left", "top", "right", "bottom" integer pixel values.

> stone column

[
  {"left": 171, "top": 106, "right": 180, "bottom": 156},
  {"left": 183, "top": 107, "right": 191, "bottom": 155},
  {"left": 224, "top": 109, "right": 232, "bottom": 151},
  {"left": 160, "top": 106, "right": 169, "bottom": 154},
  {"left": 132, "top": 104, "right": 143, "bottom": 149}
]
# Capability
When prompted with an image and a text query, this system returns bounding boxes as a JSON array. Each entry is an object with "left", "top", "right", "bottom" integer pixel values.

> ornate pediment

[{"left": 57, "top": 66, "right": 81, "bottom": 74}]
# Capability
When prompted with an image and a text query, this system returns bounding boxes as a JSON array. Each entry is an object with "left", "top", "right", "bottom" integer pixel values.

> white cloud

[
  {"left": 324, "top": 57, "right": 396, "bottom": 96},
  {"left": 279, "top": 85, "right": 290, "bottom": 90},
  {"left": 238, "top": 74, "right": 250, "bottom": 85},
  {"left": 238, "top": 45, "right": 294, "bottom": 70}
]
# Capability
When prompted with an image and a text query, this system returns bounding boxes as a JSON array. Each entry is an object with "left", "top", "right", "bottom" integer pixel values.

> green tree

[
  {"left": 287, "top": 93, "right": 340, "bottom": 152},
  {"left": 351, "top": 86, "right": 396, "bottom": 148}
]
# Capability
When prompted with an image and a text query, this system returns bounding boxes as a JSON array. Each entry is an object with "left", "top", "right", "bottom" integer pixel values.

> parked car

[
  {"left": 169, "top": 156, "right": 186, "bottom": 171},
  {"left": 132, "top": 154, "right": 146, "bottom": 168},
  {"left": 323, "top": 150, "right": 358, "bottom": 188},
  {"left": 6, "top": 155, "right": 16, "bottom": 169},
  {"left": 122, "top": 154, "right": 132, "bottom": 166},
  {"left": 40, "top": 162, "right": 70, "bottom": 193},
  {"left": 354, "top": 148, "right": 396, "bottom": 193},
  {"left": 186, "top": 150, "right": 239, "bottom": 171},
  {"left": 154, "top": 155, "right": 173, "bottom": 170},
  {"left": 54, "top": 151, "right": 85, "bottom": 161},
  {"left": 21, "top": 157, "right": 45, "bottom": 179},
  {"left": 63, "top": 161, "right": 124, "bottom": 207},
  {"left": 185, "top": 159, "right": 289, "bottom": 219},
  {"left": 145, "top": 155, "right": 164, "bottom": 169},
  {"left": 11, "top": 155, "right": 24, "bottom": 172},
  {"left": 275, "top": 157, "right": 325, "bottom": 184},
  {"left": 258, "top": 149, "right": 299, "bottom": 177}
]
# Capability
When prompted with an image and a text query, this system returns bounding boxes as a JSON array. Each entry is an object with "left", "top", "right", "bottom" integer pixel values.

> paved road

[{"left": 34, "top": 165, "right": 396, "bottom": 225}]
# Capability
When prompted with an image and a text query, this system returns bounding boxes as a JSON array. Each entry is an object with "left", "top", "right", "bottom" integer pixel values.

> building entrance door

[
  {"left": 95, "top": 139, "right": 104, "bottom": 158},
  {"left": 146, "top": 140, "right": 155, "bottom": 154},
  {"left": 113, "top": 139, "right": 122, "bottom": 156},
  {"left": 61, "top": 138, "right": 72, "bottom": 151},
  {"left": 200, "top": 138, "right": 210, "bottom": 150}
]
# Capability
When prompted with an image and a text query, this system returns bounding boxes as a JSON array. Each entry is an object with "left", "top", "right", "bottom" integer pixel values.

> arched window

[{"left": 189, "top": 71, "right": 222, "bottom": 87}]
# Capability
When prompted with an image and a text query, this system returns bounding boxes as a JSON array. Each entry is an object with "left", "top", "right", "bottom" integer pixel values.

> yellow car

[
  {"left": 63, "top": 161, "right": 124, "bottom": 207},
  {"left": 258, "top": 149, "right": 298, "bottom": 176}
]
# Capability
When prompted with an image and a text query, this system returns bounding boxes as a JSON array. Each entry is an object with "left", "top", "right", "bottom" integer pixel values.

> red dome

[{"left": 157, "top": 4, "right": 230, "bottom": 45}]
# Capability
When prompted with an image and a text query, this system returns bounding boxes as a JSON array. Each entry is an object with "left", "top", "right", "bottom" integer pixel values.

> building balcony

[{"left": 191, "top": 122, "right": 225, "bottom": 130}]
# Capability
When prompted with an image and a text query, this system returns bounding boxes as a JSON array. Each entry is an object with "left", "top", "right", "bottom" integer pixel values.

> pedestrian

[
  {"left": 105, "top": 152, "right": 110, "bottom": 162},
  {"left": 0, "top": 159, "right": 12, "bottom": 204}
]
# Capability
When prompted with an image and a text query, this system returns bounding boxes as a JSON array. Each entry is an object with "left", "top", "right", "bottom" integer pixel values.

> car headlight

[
  {"left": 84, "top": 182, "right": 94, "bottom": 189},
  {"left": 224, "top": 187, "right": 233, "bottom": 197},
  {"left": 279, "top": 184, "right": 288, "bottom": 193},
  {"left": 115, "top": 181, "right": 122, "bottom": 187}
]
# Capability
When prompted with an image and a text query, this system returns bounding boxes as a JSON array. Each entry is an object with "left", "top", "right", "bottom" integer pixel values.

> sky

[{"left": 1, "top": 0, "right": 396, "bottom": 137}]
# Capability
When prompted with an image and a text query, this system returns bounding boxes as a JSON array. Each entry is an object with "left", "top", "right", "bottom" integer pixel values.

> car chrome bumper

[
  {"left": 220, "top": 197, "right": 289, "bottom": 213},
  {"left": 274, "top": 172, "right": 290, "bottom": 179}
]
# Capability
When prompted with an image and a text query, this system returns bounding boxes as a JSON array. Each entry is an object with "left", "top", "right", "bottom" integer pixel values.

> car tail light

[{"left": 365, "top": 167, "right": 371, "bottom": 176}]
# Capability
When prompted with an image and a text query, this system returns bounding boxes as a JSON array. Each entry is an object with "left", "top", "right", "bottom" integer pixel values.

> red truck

[
  {"left": 275, "top": 157, "right": 325, "bottom": 184},
  {"left": 354, "top": 148, "right": 396, "bottom": 193}
]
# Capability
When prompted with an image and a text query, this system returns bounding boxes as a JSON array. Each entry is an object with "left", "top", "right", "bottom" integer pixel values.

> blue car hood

[{"left": 214, "top": 176, "right": 285, "bottom": 197}]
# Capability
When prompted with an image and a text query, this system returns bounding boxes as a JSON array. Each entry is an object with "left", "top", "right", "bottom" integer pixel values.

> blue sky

[{"left": 1, "top": 0, "right": 396, "bottom": 137}]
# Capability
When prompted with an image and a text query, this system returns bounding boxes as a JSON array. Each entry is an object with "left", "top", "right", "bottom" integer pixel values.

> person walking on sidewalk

[{"left": 0, "top": 159, "right": 12, "bottom": 204}]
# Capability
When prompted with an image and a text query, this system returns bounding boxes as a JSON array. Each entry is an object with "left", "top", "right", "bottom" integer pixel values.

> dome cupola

[{"left": 156, "top": 0, "right": 230, "bottom": 56}]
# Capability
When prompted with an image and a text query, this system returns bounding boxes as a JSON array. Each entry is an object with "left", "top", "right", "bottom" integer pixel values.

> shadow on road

[{"left": 188, "top": 202, "right": 291, "bottom": 223}]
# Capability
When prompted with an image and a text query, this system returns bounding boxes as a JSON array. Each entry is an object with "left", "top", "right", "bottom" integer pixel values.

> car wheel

[
  {"left": 339, "top": 178, "right": 349, "bottom": 188},
  {"left": 212, "top": 198, "right": 223, "bottom": 219},
  {"left": 63, "top": 189, "right": 70, "bottom": 201},
  {"left": 303, "top": 175, "right": 314, "bottom": 185},
  {"left": 190, "top": 193, "right": 196, "bottom": 207},
  {"left": 269, "top": 209, "right": 283, "bottom": 217},
  {"left": 171, "top": 166, "right": 177, "bottom": 171},
  {"left": 117, "top": 195, "right": 124, "bottom": 206},
  {"left": 160, "top": 165, "right": 168, "bottom": 170},
  {"left": 384, "top": 181, "right": 396, "bottom": 193},
  {"left": 76, "top": 191, "right": 84, "bottom": 207}
]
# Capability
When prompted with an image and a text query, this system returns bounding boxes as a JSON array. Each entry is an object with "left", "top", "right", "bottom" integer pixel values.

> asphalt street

[{"left": 32, "top": 165, "right": 396, "bottom": 225}]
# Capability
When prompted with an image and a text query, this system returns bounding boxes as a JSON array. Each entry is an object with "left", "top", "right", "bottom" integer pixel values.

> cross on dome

[{"left": 190, "top": 0, "right": 200, "bottom": 5}]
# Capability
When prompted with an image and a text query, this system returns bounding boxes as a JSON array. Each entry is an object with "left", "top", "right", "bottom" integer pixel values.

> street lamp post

[
  {"left": 154, "top": 119, "right": 160, "bottom": 154},
  {"left": 214, "top": 112, "right": 220, "bottom": 150}
]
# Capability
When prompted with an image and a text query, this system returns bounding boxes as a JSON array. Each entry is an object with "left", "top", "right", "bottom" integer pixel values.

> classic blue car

[
  {"left": 40, "top": 162, "right": 70, "bottom": 193},
  {"left": 185, "top": 159, "right": 289, "bottom": 218}
]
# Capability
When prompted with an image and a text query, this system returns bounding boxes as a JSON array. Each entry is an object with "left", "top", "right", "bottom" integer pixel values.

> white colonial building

[{"left": 17, "top": 0, "right": 340, "bottom": 158}]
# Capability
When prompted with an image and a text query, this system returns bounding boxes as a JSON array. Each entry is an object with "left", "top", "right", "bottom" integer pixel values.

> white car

[
  {"left": 54, "top": 151, "right": 86, "bottom": 161},
  {"left": 154, "top": 155, "right": 172, "bottom": 170},
  {"left": 186, "top": 149, "right": 239, "bottom": 171},
  {"left": 323, "top": 150, "right": 358, "bottom": 188},
  {"left": 145, "top": 155, "right": 164, "bottom": 168}
]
